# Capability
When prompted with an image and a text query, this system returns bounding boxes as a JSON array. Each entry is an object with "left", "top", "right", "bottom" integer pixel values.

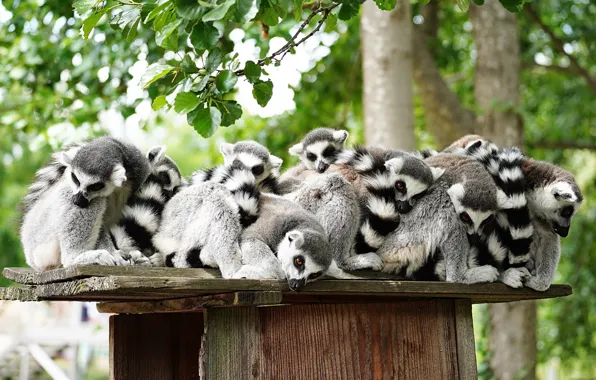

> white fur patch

[
  {"left": 363, "top": 172, "right": 393, "bottom": 189},
  {"left": 360, "top": 221, "right": 385, "bottom": 248},
  {"left": 366, "top": 197, "right": 397, "bottom": 219},
  {"left": 354, "top": 153, "right": 375, "bottom": 172},
  {"left": 499, "top": 167, "right": 523, "bottom": 182},
  {"left": 138, "top": 183, "right": 165, "bottom": 202},
  {"left": 509, "top": 225, "right": 534, "bottom": 240},
  {"left": 487, "top": 234, "right": 508, "bottom": 262},
  {"left": 400, "top": 175, "right": 429, "bottom": 199},
  {"left": 333, "top": 130, "right": 349, "bottom": 143},
  {"left": 306, "top": 141, "right": 331, "bottom": 157},
  {"left": 289, "top": 142, "right": 303, "bottom": 156},
  {"left": 32, "top": 240, "right": 61, "bottom": 271},
  {"left": 234, "top": 193, "right": 259, "bottom": 216},
  {"left": 237, "top": 152, "right": 265, "bottom": 168},
  {"left": 111, "top": 164, "right": 127, "bottom": 187},
  {"left": 551, "top": 181, "right": 578, "bottom": 202},
  {"left": 497, "top": 191, "right": 527, "bottom": 209},
  {"left": 224, "top": 170, "right": 255, "bottom": 192},
  {"left": 384, "top": 157, "right": 404, "bottom": 173},
  {"left": 335, "top": 150, "right": 356, "bottom": 165},
  {"left": 123, "top": 205, "right": 159, "bottom": 233}
]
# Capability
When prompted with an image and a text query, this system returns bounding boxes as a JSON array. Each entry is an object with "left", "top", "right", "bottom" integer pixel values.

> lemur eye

[
  {"left": 460, "top": 212, "right": 471, "bottom": 224},
  {"left": 87, "top": 182, "right": 105, "bottom": 192},
  {"left": 252, "top": 164, "right": 264, "bottom": 176},
  {"left": 158, "top": 172, "right": 171, "bottom": 186},
  {"left": 395, "top": 181, "right": 406, "bottom": 193},
  {"left": 294, "top": 256, "right": 305, "bottom": 269},
  {"left": 71, "top": 173, "right": 80, "bottom": 186},
  {"left": 306, "top": 152, "right": 317, "bottom": 161},
  {"left": 322, "top": 147, "right": 336, "bottom": 158},
  {"left": 561, "top": 206, "right": 573, "bottom": 218}
]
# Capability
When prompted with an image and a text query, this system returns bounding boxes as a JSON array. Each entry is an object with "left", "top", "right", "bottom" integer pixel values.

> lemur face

[
  {"left": 384, "top": 155, "right": 444, "bottom": 214},
  {"left": 220, "top": 141, "right": 282, "bottom": 183},
  {"left": 57, "top": 147, "right": 126, "bottom": 208},
  {"left": 277, "top": 230, "right": 331, "bottom": 291},
  {"left": 147, "top": 146, "right": 184, "bottom": 199},
  {"left": 447, "top": 183, "right": 497, "bottom": 235},
  {"left": 528, "top": 181, "right": 582, "bottom": 237},
  {"left": 289, "top": 128, "right": 349, "bottom": 173}
]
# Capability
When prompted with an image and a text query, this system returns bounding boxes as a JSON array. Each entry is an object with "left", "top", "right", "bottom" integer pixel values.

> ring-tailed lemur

[
  {"left": 20, "top": 136, "right": 151, "bottom": 270},
  {"left": 109, "top": 146, "right": 183, "bottom": 257},
  {"left": 233, "top": 193, "right": 333, "bottom": 291},
  {"left": 288, "top": 127, "right": 349, "bottom": 173},
  {"left": 378, "top": 154, "right": 501, "bottom": 284},
  {"left": 514, "top": 159, "right": 583, "bottom": 291},
  {"left": 335, "top": 147, "right": 444, "bottom": 255},
  {"left": 191, "top": 140, "right": 283, "bottom": 225}
]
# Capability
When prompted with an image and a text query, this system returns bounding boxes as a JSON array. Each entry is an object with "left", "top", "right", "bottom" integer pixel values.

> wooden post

[
  {"left": 202, "top": 299, "right": 476, "bottom": 379},
  {"left": 110, "top": 313, "right": 203, "bottom": 380}
]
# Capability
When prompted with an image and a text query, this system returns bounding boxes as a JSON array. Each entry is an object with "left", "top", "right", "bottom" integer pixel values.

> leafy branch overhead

[{"left": 74, "top": 0, "right": 531, "bottom": 137}]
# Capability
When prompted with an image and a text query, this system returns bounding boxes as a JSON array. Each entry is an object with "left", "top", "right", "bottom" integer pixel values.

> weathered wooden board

[
  {"left": 0, "top": 274, "right": 572, "bottom": 304},
  {"left": 110, "top": 313, "right": 203, "bottom": 380},
  {"left": 2, "top": 266, "right": 392, "bottom": 285},
  {"left": 97, "top": 291, "right": 283, "bottom": 313},
  {"left": 203, "top": 300, "right": 465, "bottom": 379}
]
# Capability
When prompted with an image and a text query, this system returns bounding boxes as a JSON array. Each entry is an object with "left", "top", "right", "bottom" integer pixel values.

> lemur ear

[
  {"left": 333, "top": 130, "right": 349, "bottom": 145},
  {"left": 220, "top": 142, "right": 235, "bottom": 159},
  {"left": 447, "top": 183, "right": 465, "bottom": 201},
  {"left": 287, "top": 230, "right": 304, "bottom": 248},
  {"left": 384, "top": 157, "right": 404, "bottom": 173},
  {"left": 111, "top": 164, "right": 127, "bottom": 187},
  {"left": 430, "top": 167, "right": 445, "bottom": 181},
  {"left": 269, "top": 155, "right": 283, "bottom": 169},
  {"left": 288, "top": 143, "right": 303, "bottom": 156},
  {"left": 147, "top": 146, "right": 166, "bottom": 164},
  {"left": 55, "top": 146, "right": 80, "bottom": 167},
  {"left": 466, "top": 140, "right": 484, "bottom": 150}
]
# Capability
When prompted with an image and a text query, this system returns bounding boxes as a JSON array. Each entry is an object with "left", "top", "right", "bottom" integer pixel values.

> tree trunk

[
  {"left": 360, "top": 1, "right": 415, "bottom": 151},
  {"left": 471, "top": 1, "right": 536, "bottom": 379}
]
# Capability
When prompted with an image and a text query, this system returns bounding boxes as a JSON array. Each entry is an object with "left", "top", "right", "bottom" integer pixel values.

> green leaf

[
  {"left": 244, "top": 61, "right": 261, "bottom": 83},
  {"left": 145, "top": 2, "right": 171, "bottom": 23},
  {"left": 324, "top": 13, "right": 337, "bottom": 32},
  {"left": 74, "top": 0, "right": 98, "bottom": 14},
  {"left": 252, "top": 80, "right": 273, "bottom": 107},
  {"left": 203, "top": 0, "right": 236, "bottom": 21},
  {"left": 175, "top": 92, "right": 201, "bottom": 113},
  {"left": 457, "top": 0, "right": 470, "bottom": 11},
  {"left": 215, "top": 70, "right": 238, "bottom": 93},
  {"left": 374, "top": 0, "right": 396, "bottom": 11},
  {"left": 259, "top": 5, "right": 280, "bottom": 26},
  {"left": 125, "top": 17, "right": 141, "bottom": 42},
  {"left": 498, "top": 0, "right": 524, "bottom": 12},
  {"left": 190, "top": 22, "right": 220, "bottom": 51},
  {"left": 152, "top": 95, "right": 168, "bottom": 111},
  {"left": 198, "top": 0, "right": 218, "bottom": 7},
  {"left": 338, "top": 2, "right": 359, "bottom": 20},
  {"left": 235, "top": 0, "right": 256, "bottom": 23},
  {"left": 192, "top": 75, "right": 211, "bottom": 91},
  {"left": 215, "top": 100, "right": 243, "bottom": 126},
  {"left": 110, "top": 6, "right": 141, "bottom": 31},
  {"left": 293, "top": 0, "right": 303, "bottom": 21},
  {"left": 471, "top": 0, "right": 485, "bottom": 4},
  {"left": 188, "top": 106, "right": 222, "bottom": 137},
  {"left": 181, "top": 55, "right": 199, "bottom": 73},
  {"left": 141, "top": 63, "right": 175, "bottom": 88},
  {"left": 153, "top": 7, "right": 177, "bottom": 32},
  {"left": 81, "top": 8, "right": 108, "bottom": 39},
  {"left": 205, "top": 48, "right": 223, "bottom": 73},
  {"left": 175, "top": 0, "right": 207, "bottom": 20},
  {"left": 156, "top": 19, "right": 182, "bottom": 50}
]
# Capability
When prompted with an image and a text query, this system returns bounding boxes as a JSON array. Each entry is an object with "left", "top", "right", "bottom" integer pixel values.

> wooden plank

[
  {"left": 203, "top": 301, "right": 460, "bottom": 379},
  {"left": 96, "top": 291, "right": 283, "bottom": 314},
  {"left": 2, "top": 266, "right": 221, "bottom": 285},
  {"left": 454, "top": 300, "right": 478, "bottom": 379},
  {"left": 0, "top": 275, "right": 573, "bottom": 304},
  {"left": 110, "top": 313, "right": 203, "bottom": 380},
  {"left": 0, "top": 286, "right": 39, "bottom": 301}
]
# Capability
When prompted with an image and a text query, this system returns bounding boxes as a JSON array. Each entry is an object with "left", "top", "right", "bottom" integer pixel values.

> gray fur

[
  {"left": 20, "top": 137, "right": 150, "bottom": 270},
  {"left": 289, "top": 128, "right": 349, "bottom": 173}
]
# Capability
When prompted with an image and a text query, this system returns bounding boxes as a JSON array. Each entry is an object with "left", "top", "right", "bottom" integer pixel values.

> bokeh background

[{"left": 0, "top": 0, "right": 594, "bottom": 378}]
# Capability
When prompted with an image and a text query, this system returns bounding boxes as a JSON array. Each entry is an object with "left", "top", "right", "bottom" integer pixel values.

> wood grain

[
  {"left": 454, "top": 300, "right": 478, "bottom": 379},
  {"left": 0, "top": 273, "right": 573, "bottom": 304},
  {"left": 97, "top": 291, "right": 283, "bottom": 313},
  {"left": 110, "top": 313, "right": 203, "bottom": 380},
  {"left": 202, "top": 301, "right": 462, "bottom": 379}
]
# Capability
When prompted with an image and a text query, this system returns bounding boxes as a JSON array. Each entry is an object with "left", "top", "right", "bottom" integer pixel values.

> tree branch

[
  {"left": 528, "top": 140, "right": 596, "bottom": 151},
  {"left": 521, "top": 61, "right": 578, "bottom": 75},
  {"left": 235, "top": 4, "right": 339, "bottom": 76},
  {"left": 524, "top": 4, "right": 596, "bottom": 93},
  {"left": 412, "top": 26, "right": 478, "bottom": 148}
]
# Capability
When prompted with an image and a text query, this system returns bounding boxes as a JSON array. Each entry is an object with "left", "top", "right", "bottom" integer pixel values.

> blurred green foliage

[{"left": 0, "top": 0, "right": 594, "bottom": 377}]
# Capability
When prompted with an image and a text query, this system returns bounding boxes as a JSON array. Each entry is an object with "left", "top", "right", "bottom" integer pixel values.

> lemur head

[
  {"left": 289, "top": 128, "right": 349, "bottom": 173},
  {"left": 220, "top": 140, "right": 282, "bottom": 183},
  {"left": 147, "top": 146, "right": 184, "bottom": 198},
  {"left": 523, "top": 159, "right": 583, "bottom": 237},
  {"left": 383, "top": 152, "right": 445, "bottom": 214},
  {"left": 277, "top": 228, "right": 332, "bottom": 291},
  {"left": 57, "top": 138, "right": 130, "bottom": 208},
  {"left": 443, "top": 135, "right": 499, "bottom": 164},
  {"left": 427, "top": 154, "right": 499, "bottom": 235}
]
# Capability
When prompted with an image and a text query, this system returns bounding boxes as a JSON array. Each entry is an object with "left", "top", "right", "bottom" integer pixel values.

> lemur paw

[
  {"left": 524, "top": 276, "right": 550, "bottom": 292},
  {"left": 464, "top": 265, "right": 499, "bottom": 284},
  {"left": 148, "top": 252, "right": 165, "bottom": 267},
  {"left": 232, "top": 265, "right": 280, "bottom": 280},
  {"left": 72, "top": 250, "right": 125, "bottom": 266},
  {"left": 500, "top": 267, "right": 530, "bottom": 288},
  {"left": 124, "top": 250, "right": 152, "bottom": 267},
  {"left": 343, "top": 253, "right": 384, "bottom": 271}
]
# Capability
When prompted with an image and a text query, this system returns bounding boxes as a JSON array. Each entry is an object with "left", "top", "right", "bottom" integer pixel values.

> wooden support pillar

[
  {"left": 202, "top": 299, "right": 477, "bottom": 379},
  {"left": 110, "top": 313, "right": 203, "bottom": 380}
]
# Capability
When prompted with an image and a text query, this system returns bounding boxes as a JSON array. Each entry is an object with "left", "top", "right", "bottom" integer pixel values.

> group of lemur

[{"left": 19, "top": 128, "right": 583, "bottom": 292}]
